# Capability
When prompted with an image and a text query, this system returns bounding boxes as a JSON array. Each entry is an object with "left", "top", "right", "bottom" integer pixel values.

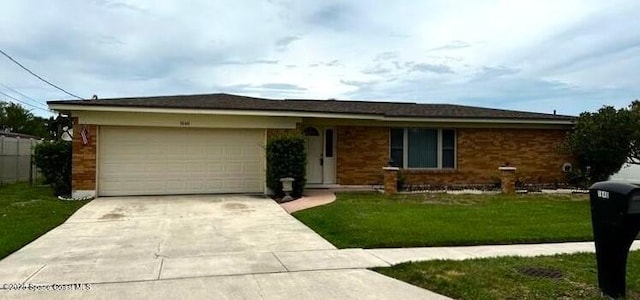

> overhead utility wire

[
  {"left": 0, "top": 90, "right": 51, "bottom": 112},
  {"left": 0, "top": 49, "right": 84, "bottom": 99},
  {"left": 0, "top": 82, "right": 48, "bottom": 108}
]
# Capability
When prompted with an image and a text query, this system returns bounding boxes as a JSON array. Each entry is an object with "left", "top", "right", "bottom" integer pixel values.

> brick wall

[
  {"left": 335, "top": 126, "right": 571, "bottom": 185},
  {"left": 71, "top": 118, "right": 97, "bottom": 191},
  {"left": 336, "top": 126, "right": 390, "bottom": 185},
  {"left": 405, "top": 128, "right": 571, "bottom": 185}
]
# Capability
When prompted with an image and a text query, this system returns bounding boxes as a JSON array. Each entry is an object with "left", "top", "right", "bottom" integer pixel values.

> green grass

[
  {"left": 293, "top": 192, "right": 593, "bottom": 248},
  {"left": 374, "top": 251, "right": 640, "bottom": 300},
  {"left": 0, "top": 182, "right": 90, "bottom": 259}
]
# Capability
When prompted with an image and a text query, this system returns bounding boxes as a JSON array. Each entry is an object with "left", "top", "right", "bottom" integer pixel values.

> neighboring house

[{"left": 47, "top": 93, "right": 574, "bottom": 198}]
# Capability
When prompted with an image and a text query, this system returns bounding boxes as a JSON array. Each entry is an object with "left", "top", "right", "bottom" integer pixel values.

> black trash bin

[{"left": 589, "top": 181, "right": 640, "bottom": 298}]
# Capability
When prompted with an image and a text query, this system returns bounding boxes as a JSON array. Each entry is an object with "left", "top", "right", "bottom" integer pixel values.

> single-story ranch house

[{"left": 47, "top": 93, "right": 574, "bottom": 198}]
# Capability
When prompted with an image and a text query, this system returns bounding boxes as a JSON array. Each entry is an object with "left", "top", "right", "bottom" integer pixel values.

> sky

[{"left": 1, "top": 0, "right": 639, "bottom": 117}]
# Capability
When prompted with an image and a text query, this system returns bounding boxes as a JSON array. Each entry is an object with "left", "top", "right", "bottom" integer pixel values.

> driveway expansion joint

[
  {"left": 366, "top": 251, "right": 394, "bottom": 266},
  {"left": 22, "top": 264, "right": 46, "bottom": 284},
  {"left": 270, "top": 252, "right": 289, "bottom": 272},
  {"left": 251, "top": 274, "right": 267, "bottom": 300},
  {"left": 156, "top": 258, "right": 164, "bottom": 280}
]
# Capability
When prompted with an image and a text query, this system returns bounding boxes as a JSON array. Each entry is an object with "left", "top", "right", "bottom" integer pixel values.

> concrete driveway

[{"left": 0, "top": 195, "right": 447, "bottom": 299}]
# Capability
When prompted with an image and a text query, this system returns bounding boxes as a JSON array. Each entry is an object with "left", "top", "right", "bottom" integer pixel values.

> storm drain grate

[{"left": 517, "top": 267, "right": 564, "bottom": 280}]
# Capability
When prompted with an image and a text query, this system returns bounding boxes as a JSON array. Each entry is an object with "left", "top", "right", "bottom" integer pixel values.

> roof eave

[{"left": 47, "top": 103, "right": 574, "bottom": 126}]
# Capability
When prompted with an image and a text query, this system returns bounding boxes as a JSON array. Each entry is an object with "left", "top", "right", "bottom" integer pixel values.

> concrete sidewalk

[
  {"left": 5, "top": 241, "right": 628, "bottom": 287},
  {"left": 4, "top": 241, "right": 634, "bottom": 299},
  {"left": 366, "top": 241, "right": 640, "bottom": 265}
]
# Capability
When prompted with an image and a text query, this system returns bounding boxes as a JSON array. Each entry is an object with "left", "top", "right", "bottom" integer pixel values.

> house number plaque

[{"left": 180, "top": 121, "right": 191, "bottom": 126}]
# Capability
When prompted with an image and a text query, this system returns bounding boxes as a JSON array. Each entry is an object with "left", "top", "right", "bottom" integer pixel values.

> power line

[
  {"left": 0, "top": 82, "right": 47, "bottom": 108},
  {"left": 0, "top": 90, "right": 51, "bottom": 113},
  {"left": 0, "top": 49, "right": 84, "bottom": 100},
  {"left": 0, "top": 90, "right": 50, "bottom": 112}
]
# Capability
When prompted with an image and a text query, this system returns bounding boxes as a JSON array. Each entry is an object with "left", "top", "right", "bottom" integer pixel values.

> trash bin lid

[{"left": 590, "top": 181, "right": 639, "bottom": 195}]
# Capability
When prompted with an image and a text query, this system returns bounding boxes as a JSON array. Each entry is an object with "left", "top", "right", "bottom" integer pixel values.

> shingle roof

[{"left": 48, "top": 93, "right": 574, "bottom": 121}]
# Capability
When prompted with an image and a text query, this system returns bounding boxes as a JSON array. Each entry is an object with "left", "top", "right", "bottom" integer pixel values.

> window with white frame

[{"left": 389, "top": 128, "right": 456, "bottom": 169}]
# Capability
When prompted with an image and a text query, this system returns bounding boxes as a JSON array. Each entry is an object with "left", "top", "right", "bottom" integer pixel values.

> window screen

[{"left": 407, "top": 128, "right": 438, "bottom": 168}]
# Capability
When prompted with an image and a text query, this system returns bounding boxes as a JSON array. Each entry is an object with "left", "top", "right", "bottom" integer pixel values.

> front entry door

[
  {"left": 303, "top": 127, "right": 336, "bottom": 185},
  {"left": 304, "top": 127, "right": 323, "bottom": 184}
]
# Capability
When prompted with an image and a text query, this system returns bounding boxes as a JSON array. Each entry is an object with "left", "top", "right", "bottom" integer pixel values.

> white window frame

[{"left": 390, "top": 128, "right": 457, "bottom": 170}]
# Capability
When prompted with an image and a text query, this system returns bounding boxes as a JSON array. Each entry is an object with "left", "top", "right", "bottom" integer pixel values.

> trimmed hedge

[
  {"left": 33, "top": 141, "right": 71, "bottom": 196},
  {"left": 266, "top": 134, "right": 306, "bottom": 198}
]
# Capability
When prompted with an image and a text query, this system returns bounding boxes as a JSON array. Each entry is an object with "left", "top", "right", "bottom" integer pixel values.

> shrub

[
  {"left": 565, "top": 167, "right": 591, "bottom": 189},
  {"left": 33, "top": 141, "right": 71, "bottom": 196},
  {"left": 397, "top": 170, "right": 407, "bottom": 191},
  {"left": 266, "top": 134, "right": 306, "bottom": 199},
  {"left": 562, "top": 105, "right": 636, "bottom": 183}
]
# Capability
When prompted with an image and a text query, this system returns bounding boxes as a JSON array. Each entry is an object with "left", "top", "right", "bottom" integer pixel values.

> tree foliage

[
  {"left": 266, "top": 134, "right": 306, "bottom": 199},
  {"left": 563, "top": 103, "right": 640, "bottom": 183},
  {"left": 0, "top": 101, "right": 49, "bottom": 138},
  {"left": 630, "top": 100, "right": 640, "bottom": 163}
]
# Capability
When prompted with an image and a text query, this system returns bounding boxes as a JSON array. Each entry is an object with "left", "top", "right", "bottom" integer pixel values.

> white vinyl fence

[{"left": 0, "top": 135, "right": 42, "bottom": 184}]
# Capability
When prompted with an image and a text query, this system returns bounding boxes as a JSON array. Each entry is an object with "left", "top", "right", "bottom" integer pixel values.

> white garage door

[{"left": 98, "top": 126, "right": 265, "bottom": 196}]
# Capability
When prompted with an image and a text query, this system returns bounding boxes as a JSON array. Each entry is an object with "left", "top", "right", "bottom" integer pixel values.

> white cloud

[{"left": 0, "top": 0, "right": 638, "bottom": 117}]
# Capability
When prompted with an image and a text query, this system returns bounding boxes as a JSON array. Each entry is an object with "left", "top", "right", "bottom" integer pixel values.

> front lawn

[
  {"left": 0, "top": 182, "right": 90, "bottom": 259},
  {"left": 373, "top": 251, "right": 640, "bottom": 300},
  {"left": 293, "top": 192, "right": 592, "bottom": 248}
]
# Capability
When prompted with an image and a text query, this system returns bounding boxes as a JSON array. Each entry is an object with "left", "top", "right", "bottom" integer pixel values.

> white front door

[
  {"left": 303, "top": 126, "right": 336, "bottom": 185},
  {"left": 304, "top": 128, "right": 323, "bottom": 184}
]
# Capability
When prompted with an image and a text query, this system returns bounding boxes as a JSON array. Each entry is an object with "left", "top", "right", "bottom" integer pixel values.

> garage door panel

[
  {"left": 205, "top": 148, "right": 224, "bottom": 158},
  {"left": 244, "top": 179, "right": 263, "bottom": 188},
  {"left": 206, "top": 163, "right": 224, "bottom": 173},
  {"left": 185, "top": 163, "right": 206, "bottom": 172},
  {"left": 224, "top": 162, "right": 244, "bottom": 173},
  {"left": 98, "top": 126, "right": 265, "bottom": 196},
  {"left": 203, "top": 180, "right": 223, "bottom": 190},
  {"left": 245, "top": 163, "right": 263, "bottom": 172},
  {"left": 100, "top": 180, "right": 167, "bottom": 194}
]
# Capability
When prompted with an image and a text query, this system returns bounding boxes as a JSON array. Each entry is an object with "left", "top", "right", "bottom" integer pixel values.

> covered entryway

[{"left": 98, "top": 126, "right": 265, "bottom": 196}]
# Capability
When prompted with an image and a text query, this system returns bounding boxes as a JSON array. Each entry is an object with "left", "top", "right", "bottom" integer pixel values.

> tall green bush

[
  {"left": 266, "top": 134, "right": 306, "bottom": 198},
  {"left": 563, "top": 105, "right": 636, "bottom": 183},
  {"left": 33, "top": 141, "right": 71, "bottom": 196}
]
